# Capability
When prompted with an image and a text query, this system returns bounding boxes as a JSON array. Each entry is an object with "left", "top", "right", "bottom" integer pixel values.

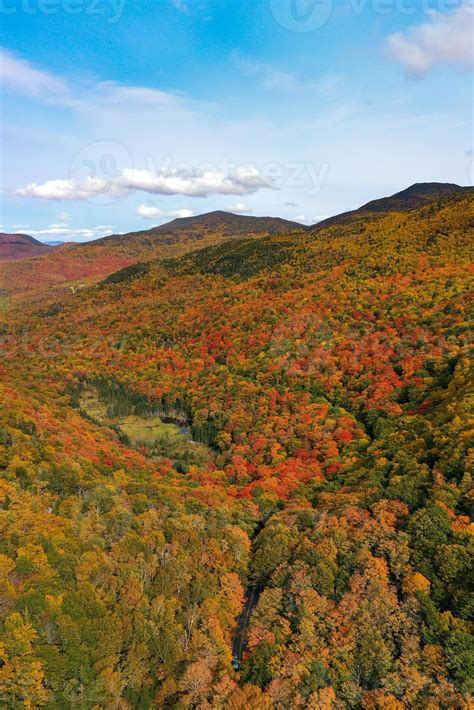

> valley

[
  {"left": 3, "top": 0, "right": 473, "bottom": 703},
  {"left": 77, "top": 383, "right": 210, "bottom": 472}
]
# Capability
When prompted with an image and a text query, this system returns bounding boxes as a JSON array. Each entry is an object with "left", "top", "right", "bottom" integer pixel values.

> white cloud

[
  {"left": 0, "top": 49, "right": 183, "bottom": 112},
  {"left": 137, "top": 204, "right": 194, "bottom": 220},
  {"left": 57, "top": 211, "right": 72, "bottom": 224},
  {"left": 17, "top": 166, "right": 275, "bottom": 201},
  {"left": 0, "top": 48, "right": 69, "bottom": 100},
  {"left": 122, "top": 166, "right": 273, "bottom": 196},
  {"left": 387, "top": 6, "right": 474, "bottom": 76},
  {"left": 227, "top": 202, "right": 252, "bottom": 214},
  {"left": 17, "top": 177, "right": 103, "bottom": 201},
  {"left": 295, "top": 214, "right": 329, "bottom": 225},
  {"left": 25, "top": 223, "right": 113, "bottom": 243}
]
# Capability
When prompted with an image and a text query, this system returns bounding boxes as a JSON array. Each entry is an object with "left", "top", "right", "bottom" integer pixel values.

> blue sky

[{"left": 1, "top": 0, "right": 472, "bottom": 241}]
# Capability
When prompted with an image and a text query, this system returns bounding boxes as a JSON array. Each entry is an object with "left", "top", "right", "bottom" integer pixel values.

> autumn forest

[{"left": 0, "top": 185, "right": 473, "bottom": 709}]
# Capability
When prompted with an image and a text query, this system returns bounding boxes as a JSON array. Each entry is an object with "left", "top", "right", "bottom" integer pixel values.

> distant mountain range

[
  {"left": 98, "top": 182, "right": 473, "bottom": 246},
  {"left": 1, "top": 183, "right": 471, "bottom": 294}
]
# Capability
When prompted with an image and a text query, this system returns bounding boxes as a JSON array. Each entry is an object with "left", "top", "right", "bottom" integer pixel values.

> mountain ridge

[
  {"left": 87, "top": 182, "right": 473, "bottom": 245},
  {"left": 89, "top": 210, "right": 304, "bottom": 248},
  {"left": 108, "top": 190, "right": 474, "bottom": 282},
  {"left": 308, "top": 182, "right": 473, "bottom": 232},
  {"left": 0, "top": 232, "right": 55, "bottom": 262},
  {"left": 1, "top": 182, "right": 471, "bottom": 297}
]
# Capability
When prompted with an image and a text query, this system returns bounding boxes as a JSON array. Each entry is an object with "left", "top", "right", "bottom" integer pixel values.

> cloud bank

[
  {"left": 0, "top": 48, "right": 68, "bottom": 100},
  {"left": 26, "top": 224, "right": 113, "bottom": 243},
  {"left": 17, "top": 167, "right": 275, "bottom": 201},
  {"left": 387, "top": 6, "right": 474, "bottom": 76},
  {"left": 0, "top": 48, "right": 182, "bottom": 111}
]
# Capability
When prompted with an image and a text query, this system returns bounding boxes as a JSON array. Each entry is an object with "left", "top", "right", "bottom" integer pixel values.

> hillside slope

[
  {"left": 0, "top": 232, "right": 55, "bottom": 261},
  {"left": 1, "top": 183, "right": 469, "bottom": 298},
  {"left": 309, "top": 182, "right": 473, "bottom": 231},
  {"left": 0, "top": 212, "right": 305, "bottom": 299},
  {"left": 100, "top": 211, "right": 303, "bottom": 246},
  {"left": 143, "top": 190, "right": 473, "bottom": 280},
  {"left": 0, "top": 187, "right": 472, "bottom": 707}
]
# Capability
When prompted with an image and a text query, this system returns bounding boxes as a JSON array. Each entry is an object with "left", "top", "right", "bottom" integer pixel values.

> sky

[{"left": 0, "top": 0, "right": 473, "bottom": 242}]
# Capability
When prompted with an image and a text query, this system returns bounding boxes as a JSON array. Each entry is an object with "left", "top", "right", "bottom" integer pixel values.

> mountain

[
  {"left": 0, "top": 232, "right": 55, "bottom": 261},
  {"left": 149, "top": 210, "right": 302, "bottom": 236},
  {"left": 0, "top": 184, "right": 470, "bottom": 299},
  {"left": 133, "top": 189, "right": 473, "bottom": 280},
  {"left": 1, "top": 187, "right": 472, "bottom": 708},
  {"left": 0, "top": 212, "right": 304, "bottom": 298},
  {"left": 92, "top": 210, "right": 304, "bottom": 248},
  {"left": 359, "top": 181, "right": 473, "bottom": 212},
  {"left": 308, "top": 182, "right": 473, "bottom": 231},
  {"left": 2, "top": 187, "right": 472, "bottom": 707}
]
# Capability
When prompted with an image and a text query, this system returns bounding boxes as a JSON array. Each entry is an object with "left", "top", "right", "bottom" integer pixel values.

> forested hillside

[
  {"left": 0, "top": 213, "right": 304, "bottom": 301},
  {"left": 0, "top": 234, "right": 55, "bottom": 262},
  {"left": 0, "top": 189, "right": 472, "bottom": 708}
]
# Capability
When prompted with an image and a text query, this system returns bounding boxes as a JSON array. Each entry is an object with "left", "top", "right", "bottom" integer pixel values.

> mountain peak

[
  {"left": 360, "top": 182, "right": 472, "bottom": 213},
  {"left": 0, "top": 232, "right": 55, "bottom": 262},
  {"left": 98, "top": 211, "right": 304, "bottom": 247},
  {"left": 308, "top": 182, "right": 472, "bottom": 231},
  {"left": 151, "top": 210, "right": 303, "bottom": 234}
]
